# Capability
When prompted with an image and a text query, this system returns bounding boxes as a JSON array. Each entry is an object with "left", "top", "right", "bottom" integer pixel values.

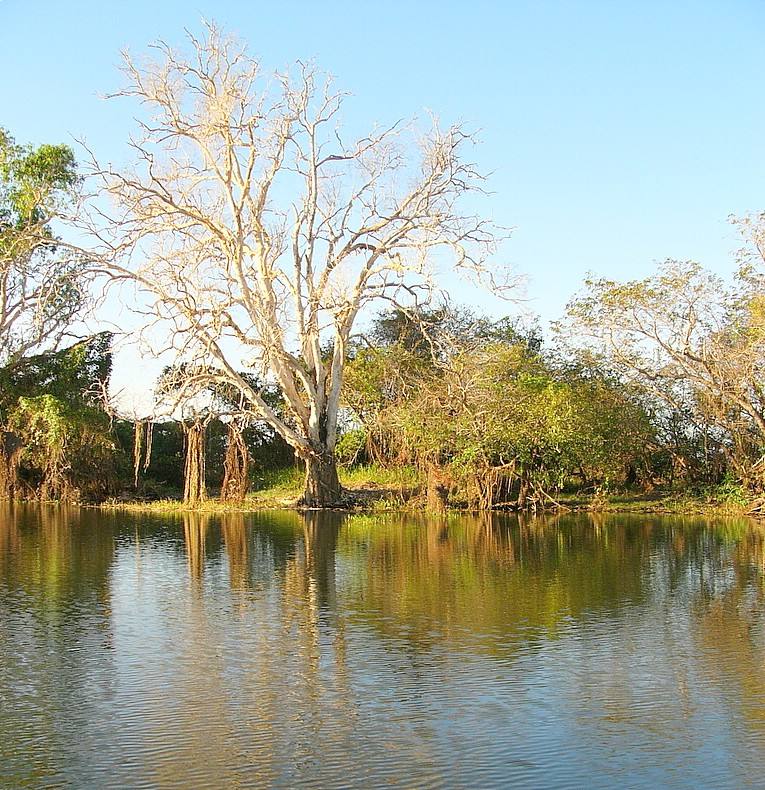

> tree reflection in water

[
  {"left": 182, "top": 511, "right": 210, "bottom": 582},
  {"left": 2, "top": 507, "right": 765, "bottom": 787}
]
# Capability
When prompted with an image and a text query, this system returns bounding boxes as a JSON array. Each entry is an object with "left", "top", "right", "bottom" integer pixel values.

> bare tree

[{"left": 87, "top": 24, "right": 508, "bottom": 506}]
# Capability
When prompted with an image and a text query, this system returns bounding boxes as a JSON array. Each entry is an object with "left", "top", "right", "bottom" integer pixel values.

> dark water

[{"left": 2, "top": 506, "right": 765, "bottom": 788}]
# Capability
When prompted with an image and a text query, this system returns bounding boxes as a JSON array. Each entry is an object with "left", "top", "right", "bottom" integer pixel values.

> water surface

[{"left": 2, "top": 505, "right": 765, "bottom": 788}]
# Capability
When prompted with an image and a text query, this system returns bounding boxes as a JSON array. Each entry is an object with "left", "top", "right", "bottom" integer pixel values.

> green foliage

[
  {"left": 562, "top": 239, "right": 765, "bottom": 494},
  {"left": 252, "top": 465, "right": 304, "bottom": 495},
  {"left": 0, "top": 128, "right": 87, "bottom": 373},
  {"left": 1, "top": 335, "right": 116, "bottom": 501},
  {"left": 16, "top": 394, "right": 72, "bottom": 451},
  {"left": 704, "top": 474, "right": 750, "bottom": 507},
  {"left": 11, "top": 393, "right": 114, "bottom": 501},
  {"left": 0, "top": 333, "right": 112, "bottom": 419},
  {"left": 343, "top": 307, "right": 656, "bottom": 508},
  {"left": 336, "top": 428, "right": 368, "bottom": 466},
  {"left": 0, "top": 128, "right": 78, "bottom": 229}
]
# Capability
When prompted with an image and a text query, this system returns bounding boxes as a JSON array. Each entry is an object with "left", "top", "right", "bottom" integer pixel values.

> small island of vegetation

[{"left": 2, "top": 26, "right": 764, "bottom": 517}]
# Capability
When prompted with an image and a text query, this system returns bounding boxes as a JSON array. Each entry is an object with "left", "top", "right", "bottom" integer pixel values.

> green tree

[
  {"left": 343, "top": 308, "right": 649, "bottom": 508},
  {"left": 0, "top": 129, "right": 104, "bottom": 501},
  {"left": 562, "top": 230, "right": 765, "bottom": 492},
  {"left": 3, "top": 334, "right": 117, "bottom": 501},
  {"left": 0, "top": 128, "right": 87, "bottom": 375}
]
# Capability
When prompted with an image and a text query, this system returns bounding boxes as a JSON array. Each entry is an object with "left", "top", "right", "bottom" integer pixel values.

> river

[{"left": 1, "top": 505, "right": 764, "bottom": 788}]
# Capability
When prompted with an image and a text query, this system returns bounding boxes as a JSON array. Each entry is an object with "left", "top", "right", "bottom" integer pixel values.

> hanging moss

[
  {"left": 183, "top": 420, "right": 207, "bottom": 505},
  {"left": 133, "top": 420, "right": 144, "bottom": 489},
  {"left": 220, "top": 421, "right": 249, "bottom": 503}
]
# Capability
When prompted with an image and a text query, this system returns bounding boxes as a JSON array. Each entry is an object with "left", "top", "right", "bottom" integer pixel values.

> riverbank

[
  {"left": 95, "top": 464, "right": 762, "bottom": 518},
  {"left": 560, "top": 492, "right": 760, "bottom": 517}
]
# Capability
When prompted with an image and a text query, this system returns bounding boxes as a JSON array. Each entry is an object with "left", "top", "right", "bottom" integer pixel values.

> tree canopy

[{"left": 0, "top": 128, "right": 87, "bottom": 373}]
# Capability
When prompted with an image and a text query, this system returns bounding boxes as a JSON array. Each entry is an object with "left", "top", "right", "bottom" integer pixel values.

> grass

[{"left": 340, "top": 463, "right": 419, "bottom": 489}]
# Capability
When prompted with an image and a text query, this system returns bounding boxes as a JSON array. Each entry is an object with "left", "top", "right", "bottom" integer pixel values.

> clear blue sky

[{"left": 2, "top": 0, "right": 764, "bottom": 406}]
